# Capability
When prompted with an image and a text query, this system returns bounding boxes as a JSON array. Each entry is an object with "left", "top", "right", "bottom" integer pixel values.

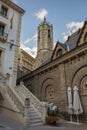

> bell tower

[{"left": 35, "top": 17, "right": 53, "bottom": 68}]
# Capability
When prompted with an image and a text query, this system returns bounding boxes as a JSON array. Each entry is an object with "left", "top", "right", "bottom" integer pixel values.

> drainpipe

[{"left": 64, "top": 63, "right": 68, "bottom": 110}]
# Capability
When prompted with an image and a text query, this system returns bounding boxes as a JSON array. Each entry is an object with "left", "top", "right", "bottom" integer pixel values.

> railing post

[
  {"left": 20, "top": 81, "right": 24, "bottom": 85},
  {"left": 23, "top": 98, "right": 30, "bottom": 129},
  {"left": 42, "top": 102, "right": 48, "bottom": 124}
]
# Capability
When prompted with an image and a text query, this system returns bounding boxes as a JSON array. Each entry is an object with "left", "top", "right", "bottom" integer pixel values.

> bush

[
  {"left": 47, "top": 109, "right": 58, "bottom": 116},
  {"left": 47, "top": 104, "right": 59, "bottom": 116},
  {"left": 45, "top": 116, "right": 59, "bottom": 125},
  {"left": 45, "top": 103, "right": 59, "bottom": 125}
]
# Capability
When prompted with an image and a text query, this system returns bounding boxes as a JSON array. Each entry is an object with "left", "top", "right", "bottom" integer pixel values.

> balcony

[{"left": 0, "top": 33, "right": 8, "bottom": 42}]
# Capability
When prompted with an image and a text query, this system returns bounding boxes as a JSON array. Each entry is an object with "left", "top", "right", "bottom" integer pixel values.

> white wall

[{"left": 0, "top": 1, "right": 20, "bottom": 87}]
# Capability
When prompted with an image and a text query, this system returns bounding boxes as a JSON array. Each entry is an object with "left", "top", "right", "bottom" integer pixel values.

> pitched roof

[
  {"left": 51, "top": 21, "right": 87, "bottom": 60},
  {"left": 76, "top": 20, "right": 87, "bottom": 46},
  {"left": 64, "top": 30, "right": 81, "bottom": 51},
  {"left": 64, "top": 20, "right": 87, "bottom": 50},
  {"left": 51, "top": 41, "right": 67, "bottom": 59}
]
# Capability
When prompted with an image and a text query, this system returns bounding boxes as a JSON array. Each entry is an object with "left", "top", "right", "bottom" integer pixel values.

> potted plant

[{"left": 45, "top": 103, "right": 59, "bottom": 125}]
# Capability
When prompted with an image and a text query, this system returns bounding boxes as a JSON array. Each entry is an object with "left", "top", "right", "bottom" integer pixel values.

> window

[
  {"left": 80, "top": 77, "right": 87, "bottom": 94},
  {"left": 45, "top": 85, "right": 54, "bottom": 100},
  {"left": 0, "top": 24, "right": 4, "bottom": 37},
  {"left": 48, "top": 29, "right": 50, "bottom": 38},
  {"left": 1, "top": 6, "right": 8, "bottom": 17},
  {"left": 56, "top": 49, "right": 63, "bottom": 57},
  {"left": 38, "top": 31, "right": 40, "bottom": 39},
  {"left": 84, "top": 83, "right": 87, "bottom": 90}
]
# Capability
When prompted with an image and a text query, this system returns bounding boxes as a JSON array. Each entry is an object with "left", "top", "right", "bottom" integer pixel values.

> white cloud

[
  {"left": 35, "top": 9, "right": 48, "bottom": 20},
  {"left": 62, "top": 21, "right": 84, "bottom": 42},
  {"left": 20, "top": 44, "right": 37, "bottom": 58},
  {"left": 11, "top": 0, "right": 18, "bottom": 4},
  {"left": 23, "top": 33, "right": 37, "bottom": 45},
  {"left": 20, "top": 33, "right": 37, "bottom": 58},
  {"left": 66, "top": 21, "right": 84, "bottom": 31},
  {"left": 63, "top": 35, "right": 68, "bottom": 42}
]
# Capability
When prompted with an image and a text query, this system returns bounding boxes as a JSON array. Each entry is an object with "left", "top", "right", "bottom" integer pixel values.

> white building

[
  {"left": 0, "top": 0, "right": 25, "bottom": 87},
  {"left": 0, "top": 1, "right": 46, "bottom": 126}
]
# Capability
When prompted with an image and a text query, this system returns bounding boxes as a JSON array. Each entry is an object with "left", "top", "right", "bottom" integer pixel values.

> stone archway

[
  {"left": 71, "top": 65, "right": 87, "bottom": 113},
  {"left": 71, "top": 65, "right": 87, "bottom": 87},
  {"left": 41, "top": 78, "right": 57, "bottom": 102},
  {"left": 80, "top": 76, "right": 87, "bottom": 94}
]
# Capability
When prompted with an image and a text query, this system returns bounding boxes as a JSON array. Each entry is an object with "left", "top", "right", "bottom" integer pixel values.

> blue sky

[{"left": 12, "top": 0, "right": 87, "bottom": 57}]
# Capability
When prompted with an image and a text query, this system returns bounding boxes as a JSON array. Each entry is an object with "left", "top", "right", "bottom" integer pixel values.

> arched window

[
  {"left": 48, "top": 29, "right": 50, "bottom": 38},
  {"left": 45, "top": 85, "right": 54, "bottom": 100},
  {"left": 0, "top": 24, "right": 4, "bottom": 36},
  {"left": 38, "top": 31, "right": 40, "bottom": 39},
  {"left": 80, "top": 77, "right": 87, "bottom": 94},
  {"left": 56, "top": 49, "right": 63, "bottom": 57},
  {"left": 84, "top": 32, "right": 87, "bottom": 42}
]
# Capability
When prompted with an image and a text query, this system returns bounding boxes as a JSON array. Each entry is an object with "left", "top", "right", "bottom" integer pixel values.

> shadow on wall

[{"left": 17, "top": 68, "right": 26, "bottom": 79}]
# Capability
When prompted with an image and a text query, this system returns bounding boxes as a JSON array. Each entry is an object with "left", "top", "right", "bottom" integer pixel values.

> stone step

[
  {"left": 30, "top": 116, "right": 41, "bottom": 120},
  {"left": 29, "top": 110, "right": 35, "bottom": 113},
  {"left": 30, "top": 118, "right": 42, "bottom": 123},
  {"left": 29, "top": 110, "right": 37, "bottom": 113},
  {"left": 29, "top": 122, "right": 43, "bottom": 127},
  {"left": 29, "top": 106, "right": 34, "bottom": 110},
  {"left": 14, "top": 91, "right": 43, "bottom": 128},
  {"left": 29, "top": 106, "right": 43, "bottom": 127},
  {"left": 29, "top": 112, "right": 39, "bottom": 117},
  {"left": 30, "top": 114, "right": 41, "bottom": 119}
]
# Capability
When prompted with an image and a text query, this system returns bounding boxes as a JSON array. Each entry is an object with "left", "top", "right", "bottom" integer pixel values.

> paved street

[
  {"left": 28, "top": 126, "right": 87, "bottom": 130},
  {"left": 27, "top": 122, "right": 87, "bottom": 130},
  {"left": 0, "top": 114, "right": 87, "bottom": 130}
]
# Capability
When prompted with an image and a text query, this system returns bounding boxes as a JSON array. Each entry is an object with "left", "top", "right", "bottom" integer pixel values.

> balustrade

[
  {"left": 7, "top": 85, "right": 25, "bottom": 116},
  {"left": 0, "top": 74, "right": 30, "bottom": 126},
  {"left": 15, "top": 82, "right": 48, "bottom": 123}
]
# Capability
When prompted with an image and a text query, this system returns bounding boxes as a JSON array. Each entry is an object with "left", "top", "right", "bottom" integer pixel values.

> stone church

[
  {"left": 0, "top": 0, "right": 87, "bottom": 126},
  {"left": 17, "top": 19, "right": 87, "bottom": 120}
]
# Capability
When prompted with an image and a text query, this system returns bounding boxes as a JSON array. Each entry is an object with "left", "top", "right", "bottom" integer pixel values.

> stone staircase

[
  {"left": 0, "top": 73, "right": 47, "bottom": 127},
  {"left": 29, "top": 106, "right": 43, "bottom": 127},
  {"left": 15, "top": 85, "right": 44, "bottom": 127},
  {"left": 0, "top": 73, "right": 25, "bottom": 124},
  {"left": 15, "top": 82, "right": 48, "bottom": 127}
]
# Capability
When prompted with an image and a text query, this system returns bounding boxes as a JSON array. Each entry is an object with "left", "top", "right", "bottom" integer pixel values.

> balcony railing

[
  {"left": 0, "top": 33, "right": 8, "bottom": 42},
  {"left": 0, "top": 11, "right": 8, "bottom": 19}
]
